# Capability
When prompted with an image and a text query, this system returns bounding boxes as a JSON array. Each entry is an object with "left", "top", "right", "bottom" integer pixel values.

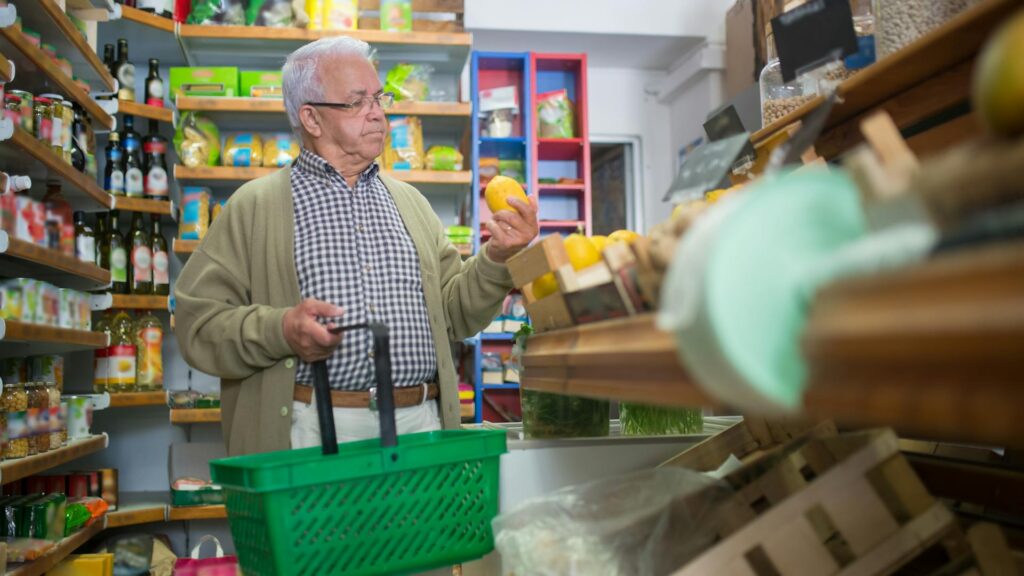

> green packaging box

[
  {"left": 240, "top": 70, "right": 283, "bottom": 98},
  {"left": 170, "top": 67, "right": 239, "bottom": 98}
]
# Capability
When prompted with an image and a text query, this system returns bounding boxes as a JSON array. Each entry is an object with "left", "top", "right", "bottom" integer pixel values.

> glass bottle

[
  {"left": 135, "top": 309, "right": 163, "bottom": 391},
  {"left": 74, "top": 211, "right": 96, "bottom": 264},
  {"left": 95, "top": 212, "right": 109, "bottom": 267},
  {"left": 144, "top": 59, "right": 164, "bottom": 107},
  {"left": 151, "top": 215, "right": 170, "bottom": 296},
  {"left": 108, "top": 210, "right": 129, "bottom": 294},
  {"left": 129, "top": 211, "right": 152, "bottom": 295},
  {"left": 114, "top": 38, "right": 135, "bottom": 101},
  {"left": 74, "top": 103, "right": 97, "bottom": 178},
  {"left": 143, "top": 120, "right": 169, "bottom": 201},
  {"left": 93, "top": 310, "right": 112, "bottom": 393},
  {"left": 121, "top": 115, "right": 144, "bottom": 198},
  {"left": 108, "top": 310, "right": 137, "bottom": 392},
  {"left": 70, "top": 105, "right": 87, "bottom": 173},
  {"left": 102, "top": 43, "right": 115, "bottom": 78},
  {"left": 759, "top": 24, "right": 821, "bottom": 127},
  {"left": 104, "top": 131, "right": 125, "bottom": 196}
]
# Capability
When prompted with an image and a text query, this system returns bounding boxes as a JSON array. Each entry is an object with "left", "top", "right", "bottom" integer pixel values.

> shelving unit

[
  {"left": 0, "top": 320, "right": 109, "bottom": 356},
  {"left": 107, "top": 493, "right": 167, "bottom": 528},
  {"left": 109, "top": 294, "right": 170, "bottom": 311},
  {"left": 0, "top": 434, "right": 108, "bottom": 485},
  {"left": 0, "top": 231, "right": 111, "bottom": 290},
  {"left": 2, "top": 127, "right": 110, "bottom": 210},
  {"left": 34, "top": 0, "right": 116, "bottom": 90},
  {"left": 170, "top": 409, "right": 221, "bottom": 424},
  {"left": 5, "top": 516, "right": 107, "bottom": 576}
]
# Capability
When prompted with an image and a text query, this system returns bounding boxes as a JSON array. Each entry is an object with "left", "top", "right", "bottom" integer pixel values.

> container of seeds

[
  {"left": 27, "top": 383, "right": 50, "bottom": 454},
  {"left": 2, "top": 382, "right": 29, "bottom": 459},
  {"left": 46, "top": 384, "right": 62, "bottom": 449},
  {"left": 873, "top": 0, "right": 979, "bottom": 59},
  {"left": 759, "top": 23, "right": 822, "bottom": 127}
]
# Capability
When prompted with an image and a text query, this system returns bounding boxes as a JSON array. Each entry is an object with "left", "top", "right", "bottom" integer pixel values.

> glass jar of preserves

[
  {"left": 38, "top": 94, "right": 65, "bottom": 157},
  {"left": 1, "top": 383, "right": 29, "bottom": 459},
  {"left": 8, "top": 89, "right": 33, "bottom": 133},
  {"left": 3, "top": 94, "right": 20, "bottom": 126},
  {"left": 60, "top": 101, "right": 74, "bottom": 164},
  {"left": 46, "top": 384, "right": 62, "bottom": 449},
  {"left": 33, "top": 97, "right": 53, "bottom": 149},
  {"left": 26, "top": 383, "right": 50, "bottom": 454}
]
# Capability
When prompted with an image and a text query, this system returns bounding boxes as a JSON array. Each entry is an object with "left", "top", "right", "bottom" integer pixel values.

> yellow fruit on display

[
  {"left": 563, "top": 233, "right": 601, "bottom": 270},
  {"left": 973, "top": 8, "right": 1024, "bottom": 137},
  {"left": 484, "top": 175, "right": 529, "bottom": 213},
  {"left": 608, "top": 229, "right": 641, "bottom": 244},
  {"left": 531, "top": 272, "right": 559, "bottom": 299},
  {"left": 590, "top": 235, "right": 610, "bottom": 253}
]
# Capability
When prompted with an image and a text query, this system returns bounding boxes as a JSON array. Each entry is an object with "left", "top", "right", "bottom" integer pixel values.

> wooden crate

[{"left": 669, "top": 428, "right": 1019, "bottom": 575}]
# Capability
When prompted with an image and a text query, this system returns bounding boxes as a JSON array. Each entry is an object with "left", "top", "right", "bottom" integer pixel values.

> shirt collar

[{"left": 294, "top": 148, "right": 380, "bottom": 186}]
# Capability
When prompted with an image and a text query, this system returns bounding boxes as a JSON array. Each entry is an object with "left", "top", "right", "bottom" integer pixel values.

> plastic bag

[
  {"left": 493, "top": 468, "right": 732, "bottom": 576},
  {"left": 383, "top": 116, "right": 423, "bottom": 170},
  {"left": 70, "top": 496, "right": 109, "bottom": 519},
  {"left": 179, "top": 188, "right": 211, "bottom": 241},
  {"left": 64, "top": 503, "right": 91, "bottom": 536},
  {"left": 223, "top": 133, "right": 264, "bottom": 167},
  {"left": 425, "top": 145, "right": 463, "bottom": 171},
  {"left": 262, "top": 134, "right": 300, "bottom": 167},
  {"left": 187, "top": 0, "right": 246, "bottom": 25},
  {"left": 174, "top": 113, "right": 221, "bottom": 168},
  {"left": 537, "top": 89, "right": 576, "bottom": 138},
  {"left": 384, "top": 64, "right": 432, "bottom": 102}
]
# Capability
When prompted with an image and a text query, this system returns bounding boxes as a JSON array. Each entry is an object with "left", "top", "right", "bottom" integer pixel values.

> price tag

[
  {"left": 704, "top": 105, "right": 756, "bottom": 169},
  {"left": 663, "top": 133, "right": 750, "bottom": 203},
  {"left": 772, "top": 0, "right": 858, "bottom": 83}
]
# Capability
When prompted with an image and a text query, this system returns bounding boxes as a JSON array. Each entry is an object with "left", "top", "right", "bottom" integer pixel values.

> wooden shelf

[
  {"left": 0, "top": 27, "right": 114, "bottom": 129},
  {"left": 106, "top": 504, "right": 166, "bottom": 528},
  {"left": 36, "top": 0, "right": 116, "bottom": 90},
  {"left": 175, "top": 96, "right": 470, "bottom": 117},
  {"left": 172, "top": 238, "right": 199, "bottom": 255},
  {"left": 174, "top": 165, "right": 472, "bottom": 186},
  {"left": 0, "top": 320, "right": 109, "bottom": 356},
  {"left": 2, "top": 127, "right": 111, "bottom": 210},
  {"left": 110, "top": 294, "right": 169, "bottom": 311},
  {"left": 6, "top": 516, "right": 107, "bottom": 576},
  {"left": 0, "top": 53, "right": 12, "bottom": 83},
  {"left": 0, "top": 434, "right": 108, "bottom": 485},
  {"left": 0, "top": 231, "right": 111, "bottom": 290},
  {"left": 170, "top": 408, "right": 221, "bottom": 424},
  {"left": 750, "top": 0, "right": 1018, "bottom": 160},
  {"left": 119, "top": 5, "right": 175, "bottom": 33},
  {"left": 167, "top": 505, "right": 226, "bottom": 521},
  {"left": 110, "top": 195, "right": 173, "bottom": 216},
  {"left": 538, "top": 183, "right": 586, "bottom": 192},
  {"left": 108, "top": 391, "right": 167, "bottom": 408},
  {"left": 117, "top": 99, "right": 173, "bottom": 123}
]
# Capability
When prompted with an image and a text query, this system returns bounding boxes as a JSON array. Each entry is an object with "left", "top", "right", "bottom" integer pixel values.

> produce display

[{"left": 619, "top": 403, "right": 703, "bottom": 436}]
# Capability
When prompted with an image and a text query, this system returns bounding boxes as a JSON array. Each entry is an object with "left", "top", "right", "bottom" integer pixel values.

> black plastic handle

[{"left": 311, "top": 323, "right": 397, "bottom": 456}]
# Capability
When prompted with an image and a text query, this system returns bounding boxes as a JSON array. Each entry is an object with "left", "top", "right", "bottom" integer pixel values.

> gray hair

[{"left": 282, "top": 36, "right": 373, "bottom": 131}]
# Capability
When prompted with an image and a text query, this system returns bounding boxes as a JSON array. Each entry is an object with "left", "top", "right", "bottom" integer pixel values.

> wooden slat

[
  {"left": 175, "top": 96, "right": 470, "bottom": 116},
  {"left": 166, "top": 505, "right": 226, "bottom": 521},
  {"left": 1, "top": 320, "right": 109, "bottom": 350},
  {"left": 38, "top": 0, "right": 116, "bottom": 91},
  {"left": 0, "top": 28, "right": 114, "bottom": 129},
  {"left": 1, "top": 233, "right": 111, "bottom": 287},
  {"left": 359, "top": 0, "right": 464, "bottom": 12},
  {"left": 108, "top": 391, "right": 167, "bottom": 408},
  {"left": 178, "top": 23, "right": 472, "bottom": 47},
  {"left": 905, "top": 112, "right": 983, "bottom": 159},
  {"left": 907, "top": 454, "right": 1024, "bottom": 518},
  {"left": 120, "top": 5, "right": 176, "bottom": 33},
  {"left": 170, "top": 409, "right": 221, "bottom": 424},
  {"left": 110, "top": 295, "right": 170, "bottom": 311},
  {"left": 6, "top": 516, "right": 106, "bottom": 576},
  {"left": 0, "top": 435, "right": 107, "bottom": 485},
  {"left": 0, "top": 52, "right": 12, "bottom": 83},
  {"left": 107, "top": 505, "right": 166, "bottom": 528},
  {"left": 117, "top": 99, "right": 174, "bottom": 123},
  {"left": 111, "top": 196, "right": 173, "bottom": 215}
]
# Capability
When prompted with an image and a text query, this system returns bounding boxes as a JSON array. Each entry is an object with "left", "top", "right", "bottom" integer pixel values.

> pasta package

[
  {"left": 179, "top": 187, "right": 211, "bottom": 241},
  {"left": 425, "top": 146, "right": 464, "bottom": 171},
  {"left": 263, "top": 135, "right": 300, "bottom": 167},
  {"left": 223, "top": 133, "right": 264, "bottom": 167},
  {"left": 383, "top": 116, "right": 424, "bottom": 170}
]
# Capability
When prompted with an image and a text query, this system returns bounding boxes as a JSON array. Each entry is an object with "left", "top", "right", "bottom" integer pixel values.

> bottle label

[
  {"left": 77, "top": 235, "right": 95, "bottom": 263},
  {"left": 48, "top": 405, "right": 60, "bottom": 432},
  {"left": 7, "top": 411, "right": 28, "bottom": 440},
  {"left": 137, "top": 326, "right": 163, "bottom": 388},
  {"left": 108, "top": 344, "right": 137, "bottom": 386},
  {"left": 153, "top": 249, "right": 169, "bottom": 286},
  {"left": 94, "top": 348, "right": 108, "bottom": 387},
  {"left": 117, "top": 64, "right": 136, "bottom": 101},
  {"left": 39, "top": 117, "right": 52, "bottom": 142},
  {"left": 111, "top": 247, "right": 128, "bottom": 282},
  {"left": 51, "top": 116, "right": 63, "bottom": 148},
  {"left": 132, "top": 244, "right": 152, "bottom": 283},
  {"left": 146, "top": 79, "right": 165, "bottom": 107},
  {"left": 145, "top": 166, "right": 168, "bottom": 197},
  {"left": 36, "top": 402, "right": 49, "bottom": 434},
  {"left": 26, "top": 407, "right": 38, "bottom": 436},
  {"left": 126, "top": 167, "right": 144, "bottom": 197},
  {"left": 107, "top": 169, "right": 125, "bottom": 195},
  {"left": 143, "top": 140, "right": 167, "bottom": 154}
]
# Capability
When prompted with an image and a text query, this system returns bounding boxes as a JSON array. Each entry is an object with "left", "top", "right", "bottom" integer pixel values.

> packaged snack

[
  {"left": 211, "top": 200, "right": 226, "bottom": 223},
  {"left": 1, "top": 358, "right": 25, "bottom": 384},
  {"left": 179, "top": 188, "right": 211, "bottom": 241},
  {"left": 383, "top": 116, "right": 423, "bottom": 170},
  {"left": 537, "top": 89, "right": 576, "bottom": 138},
  {"left": 425, "top": 146, "right": 463, "bottom": 171},
  {"left": 5, "top": 537, "right": 56, "bottom": 562},
  {"left": 171, "top": 477, "right": 225, "bottom": 507},
  {"left": 480, "top": 85, "right": 520, "bottom": 138},
  {"left": 247, "top": 0, "right": 296, "bottom": 26},
  {"left": 0, "top": 281, "right": 22, "bottom": 321},
  {"left": 498, "top": 159, "right": 526, "bottom": 184},
  {"left": 186, "top": 0, "right": 246, "bottom": 25},
  {"left": 306, "top": 0, "right": 325, "bottom": 29},
  {"left": 262, "top": 134, "right": 300, "bottom": 167},
  {"left": 384, "top": 64, "right": 432, "bottom": 102},
  {"left": 174, "top": 113, "right": 221, "bottom": 168},
  {"left": 324, "top": 0, "right": 358, "bottom": 30},
  {"left": 222, "top": 133, "right": 263, "bottom": 167},
  {"left": 29, "top": 356, "right": 63, "bottom": 390},
  {"left": 69, "top": 497, "right": 108, "bottom": 519},
  {"left": 239, "top": 71, "right": 282, "bottom": 98},
  {"left": 380, "top": 0, "right": 412, "bottom": 31},
  {"left": 16, "top": 493, "right": 66, "bottom": 540}
]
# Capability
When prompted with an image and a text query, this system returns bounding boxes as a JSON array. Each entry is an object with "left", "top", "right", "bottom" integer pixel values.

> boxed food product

[
  {"left": 246, "top": 0, "right": 296, "bottom": 26},
  {"left": 179, "top": 188, "right": 211, "bottom": 241},
  {"left": 49, "top": 553, "right": 114, "bottom": 576},
  {"left": 239, "top": 71, "right": 283, "bottom": 99},
  {"left": 171, "top": 477, "right": 225, "bottom": 506},
  {"left": 169, "top": 67, "right": 239, "bottom": 98},
  {"left": 0, "top": 282, "right": 22, "bottom": 321},
  {"left": 263, "top": 134, "right": 300, "bottom": 167},
  {"left": 537, "top": 89, "right": 576, "bottom": 138},
  {"left": 380, "top": 0, "right": 412, "bottom": 31},
  {"left": 383, "top": 116, "right": 424, "bottom": 170},
  {"left": 425, "top": 146, "right": 463, "bottom": 171},
  {"left": 223, "top": 133, "right": 264, "bottom": 167}
]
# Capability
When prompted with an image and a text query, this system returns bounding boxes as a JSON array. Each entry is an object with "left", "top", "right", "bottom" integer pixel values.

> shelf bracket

[
  {"left": 0, "top": 5, "right": 17, "bottom": 29},
  {"left": 92, "top": 292, "right": 113, "bottom": 311},
  {"left": 95, "top": 98, "right": 119, "bottom": 117},
  {"left": 0, "top": 117, "right": 13, "bottom": 142}
]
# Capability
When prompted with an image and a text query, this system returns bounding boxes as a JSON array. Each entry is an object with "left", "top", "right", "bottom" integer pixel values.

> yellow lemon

[
  {"left": 563, "top": 233, "right": 601, "bottom": 270},
  {"left": 608, "top": 229, "right": 641, "bottom": 244},
  {"left": 531, "top": 272, "right": 559, "bottom": 299},
  {"left": 973, "top": 8, "right": 1024, "bottom": 137},
  {"left": 484, "top": 175, "right": 528, "bottom": 213},
  {"left": 590, "top": 235, "right": 610, "bottom": 253}
]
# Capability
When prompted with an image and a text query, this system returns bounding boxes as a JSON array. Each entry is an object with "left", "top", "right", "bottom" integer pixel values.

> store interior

[{"left": 0, "top": 0, "right": 1022, "bottom": 574}]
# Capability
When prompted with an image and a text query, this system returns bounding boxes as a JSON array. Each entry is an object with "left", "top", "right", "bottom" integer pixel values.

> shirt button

[
  {"left": 368, "top": 304, "right": 376, "bottom": 313},
  {"left": 285, "top": 358, "right": 295, "bottom": 368},
  {"left": 280, "top": 406, "right": 289, "bottom": 417},
  {"left": 363, "top": 265, "right": 371, "bottom": 273},
  {"left": 357, "top": 225, "right": 365, "bottom": 232}
]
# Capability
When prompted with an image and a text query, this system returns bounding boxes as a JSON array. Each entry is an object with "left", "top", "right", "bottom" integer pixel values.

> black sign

[
  {"left": 770, "top": 92, "right": 838, "bottom": 170},
  {"left": 704, "top": 105, "right": 756, "bottom": 169},
  {"left": 772, "top": 0, "right": 857, "bottom": 83},
  {"left": 663, "top": 133, "right": 749, "bottom": 203}
]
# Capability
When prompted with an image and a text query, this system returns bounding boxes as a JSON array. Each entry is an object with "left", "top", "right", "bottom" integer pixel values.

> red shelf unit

[{"left": 531, "top": 54, "right": 591, "bottom": 236}]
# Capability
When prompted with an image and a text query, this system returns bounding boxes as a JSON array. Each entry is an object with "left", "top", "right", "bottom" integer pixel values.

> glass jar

[
  {"left": 46, "top": 384, "right": 62, "bottom": 449},
  {"left": 759, "top": 26, "right": 822, "bottom": 127},
  {"left": 39, "top": 94, "right": 65, "bottom": 157},
  {"left": 27, "top": 383, "right": 50, "bottom": 454},
  {"left": 873, "top": 0, "right": 976, "bottom": 59},
  {"left": 819, "top": 0, "right": 876, "bottom": 90},
  {"left": 60, "top": 101, "right": 74, "bottom": 164},
  {"left": 3, "top": 94, "right": 20, "bottom": 126},
  {"left": 1, "top": 383, "right": 29, "bottom": 459},
  {"left": 32, "top": 97, "right": 53, "bottom": 148},
  {"left": 8, "top": 89, "right": 33, "bottom": 133}
]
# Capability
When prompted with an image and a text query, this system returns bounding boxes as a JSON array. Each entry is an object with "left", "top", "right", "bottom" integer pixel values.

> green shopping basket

[{"left": 209, "top": 323, "right": 507, "bottom": 576}]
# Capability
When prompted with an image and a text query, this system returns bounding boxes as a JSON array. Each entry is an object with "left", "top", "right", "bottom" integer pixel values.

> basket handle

[{"left": 312, "top": 322, "right": 397, "bottom": 456}]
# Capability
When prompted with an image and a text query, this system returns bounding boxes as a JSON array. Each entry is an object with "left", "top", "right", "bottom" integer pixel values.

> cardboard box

[
  {"left": 170, "top": 67, "right": 239, "bottom": 98},
  {"left": 725, "top": 0, "right": 757, "bottom": 101},
  {"left": 239, "top": 70, "right": 283, "bottom": 98}
]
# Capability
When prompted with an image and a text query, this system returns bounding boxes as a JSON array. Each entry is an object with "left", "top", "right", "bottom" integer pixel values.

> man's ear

[{"left": 299, "top": 105, "right": 322, "bottom": 138}]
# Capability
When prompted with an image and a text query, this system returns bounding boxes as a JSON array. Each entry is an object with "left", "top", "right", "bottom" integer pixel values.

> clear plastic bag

[
  {"left": 384, "top": 64, "right": 433, "bottom": 102},
  {"left": 493, "top": 468, "right": 731, "bottom": 576},
  {"left": 537, "top": 89, "right": 576, "bottom": 138}
]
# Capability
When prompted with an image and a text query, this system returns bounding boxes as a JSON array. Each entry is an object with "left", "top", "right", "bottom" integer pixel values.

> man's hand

[
  {"left": 282, "top": 298, "right": 345, "bottom": 362},
  {"left": 486, "top": 196, "right": 540, "bottom": 263}
]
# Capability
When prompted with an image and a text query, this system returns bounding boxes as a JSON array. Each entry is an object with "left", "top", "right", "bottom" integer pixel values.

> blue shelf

[
  {"left": 480, "top": 332, "right": 515, "bottom": 341},
  {"left": 482, "top": 383, "right": 521, "bottom": 390},
  {"left": 479, "top": 136, "right": 526, "bottom": 145}
]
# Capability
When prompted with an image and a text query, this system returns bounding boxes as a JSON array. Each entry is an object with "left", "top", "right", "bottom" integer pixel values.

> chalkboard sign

[
  {"left": 663, "top": 132, "right": 750, "bottom": 203},
  {"left": 772, "top": 0, "right": 857, "bottom": 83},
  {"left": 704, "top": 105, "right": 756, "bottom": 169}
]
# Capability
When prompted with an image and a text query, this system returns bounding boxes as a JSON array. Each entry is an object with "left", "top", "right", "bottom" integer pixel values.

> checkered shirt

[{"left": 291, "top": 149, "right": 437, "bottom": 390}]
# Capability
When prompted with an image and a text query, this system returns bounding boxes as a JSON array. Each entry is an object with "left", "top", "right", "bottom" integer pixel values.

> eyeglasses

[{"left": 306, "top": 91, "right": 395, "bottom": 116}]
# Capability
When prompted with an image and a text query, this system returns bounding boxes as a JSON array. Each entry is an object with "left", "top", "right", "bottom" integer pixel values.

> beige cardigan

[{"left": 174, "top": 167, "right": 513, "bottom": 455}]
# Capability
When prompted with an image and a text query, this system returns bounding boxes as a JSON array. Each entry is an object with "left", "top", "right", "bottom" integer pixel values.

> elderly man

[{"left": 174, "top": 36, "right": 538, "bottom": 455}]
